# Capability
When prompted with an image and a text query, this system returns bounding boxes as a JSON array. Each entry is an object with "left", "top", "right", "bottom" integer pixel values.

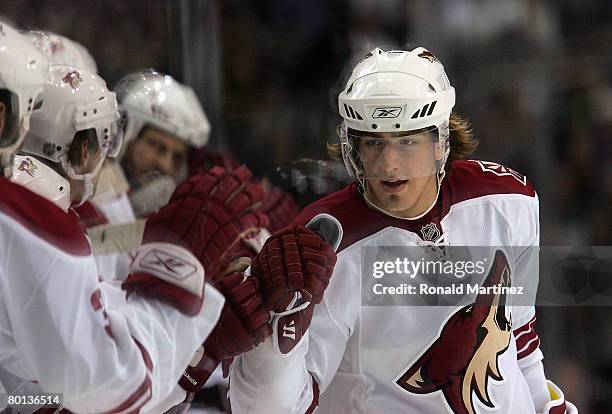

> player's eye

[
  {"left": 364, "top": 138, "right": 382, "bottom": 148},
  {"left": 157, "top": 143, "right": 168, "bottom": 155},
  {"left": 145, "top": 137, "right": 157, "bottom": 149},
  {"left": 399, "top": 138, "right": 417, "bottom": 146}
]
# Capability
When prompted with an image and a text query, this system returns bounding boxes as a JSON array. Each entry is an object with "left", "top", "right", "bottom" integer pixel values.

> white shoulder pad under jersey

[
  {"left": 0, "top": 178, "right": 223, "bottom": 413},
  {"left": 72, "top": 199, "right": 136, "bottom": 281},
  {"left": 231, "top": 160, "right": 542, "bottom": 414}
]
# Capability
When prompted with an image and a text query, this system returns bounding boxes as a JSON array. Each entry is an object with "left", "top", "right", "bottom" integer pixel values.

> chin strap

[
  {"left": 1, "top": 153, "right": 14, "bottom": 179},
  {"left": 361, "top": 169, "right": 446, "bottom": 221},
  {"left": 61, "top": 153, "right": 105, "bottom": 207}
]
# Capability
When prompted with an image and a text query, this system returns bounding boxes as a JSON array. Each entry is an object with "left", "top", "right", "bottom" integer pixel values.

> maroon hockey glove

[
  {"left": 179, "top": 271, "right": 272, "bottom": 392},
  {"left": 251, "top": 225, "right": 337, "bottom": 312},
  {"left": 123, "top": 167, "right": 267, "bottom": 315},
  {"left": 253, "top": 215, "right": 341, "bottom": 355},
  {"left": 138, "top": 165, "right": 268, "bottom": 278}
]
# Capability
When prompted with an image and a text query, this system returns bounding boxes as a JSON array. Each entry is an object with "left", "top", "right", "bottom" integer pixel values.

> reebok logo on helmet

[{"left": 372, "top": 107, "right": 402, "bottom": 118}]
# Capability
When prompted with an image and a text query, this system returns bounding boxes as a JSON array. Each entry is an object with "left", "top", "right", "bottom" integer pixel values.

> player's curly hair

[{"left": 327, "top": 113, "right": 478, "bottom": 170}]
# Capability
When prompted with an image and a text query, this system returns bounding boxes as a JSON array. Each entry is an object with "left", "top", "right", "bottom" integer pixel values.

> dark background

[{"left": 1, "top": 0, "right": 611, "bottom": 411}]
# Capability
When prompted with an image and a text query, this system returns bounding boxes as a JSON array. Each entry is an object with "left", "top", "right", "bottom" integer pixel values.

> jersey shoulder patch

[
  {"left": 0, "top": 178, "right": 90, "bottom": 256},
  {"left": 447, "top": 160, "right": 536, "bottom": 204}
]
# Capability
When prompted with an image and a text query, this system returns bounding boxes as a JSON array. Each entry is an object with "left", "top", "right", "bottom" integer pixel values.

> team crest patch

[
  {"left": 18, "top": 157, "right": 38, "bottom": 177},
  {"left": 62, "top": 71, "right": 83, "bottom": 90},
  {"left": 473, "top": 160, "right": 526, "bottom": 185},
  {"left": 418, "top": 50, "right": 439, "bottom": 63},
  {"left": 420, "top": 222, "right": 441, "bottom": 242},
  {"left": 395, "top": 250, "right": 513, "bottom": 414},
  {"left": 50, "top": 39, "right": 65, "bottom": 55}
]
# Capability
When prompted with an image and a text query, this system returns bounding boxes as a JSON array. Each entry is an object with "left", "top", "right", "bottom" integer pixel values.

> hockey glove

[
  {"left": 251, "top": 214, "right": 341, "bottom": 355},
  {"left": 252, "top": 223, "right": 338, "bottom": 312},
  {"left": 138, "top": 165, "right": 267, "bottom": 277},
  {"left": 539, "top": 381, "right": 578, "bottom": 414},
  {"left": 123, "top": 167, "right": 267, "bottom": 315},
  {"left": 179, "top": 270, "right": 272, "bottom": 392}
]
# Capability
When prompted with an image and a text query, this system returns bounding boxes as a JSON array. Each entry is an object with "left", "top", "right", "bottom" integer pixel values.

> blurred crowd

[{"left": 1, "top": 0, "right": 610, "bottom": 412}]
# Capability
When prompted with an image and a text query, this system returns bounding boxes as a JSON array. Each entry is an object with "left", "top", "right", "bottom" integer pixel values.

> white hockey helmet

[
  {"left": 338, "top": 47, "right": 455, "bottom": 180},
  {"left": 115, "top": 70, "right": 210, "bottom": 148},
  {"left": 0, "top": 23, "right": 49, "bottom": 173},
  {"left": 22, "top": 65, "right": 121, "bottom": 163},
  {"left": 22, "top": 30, "right": 97, "bottom": 73},
  {"left": 21, "top": 65, "right": 120, "bottom": 204}
]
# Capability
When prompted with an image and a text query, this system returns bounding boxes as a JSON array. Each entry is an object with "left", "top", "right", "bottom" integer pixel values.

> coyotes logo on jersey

[{"left": 396, "top": 250, "right": 512, "bottom": 414}]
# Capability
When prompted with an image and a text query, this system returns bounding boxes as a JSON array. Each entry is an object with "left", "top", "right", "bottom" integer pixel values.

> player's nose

[
  {"left": 381, "top": 144, "right": 402, "bottom": 174},
  {"left": 156, "top": 153, "right": 176, "bottom": 177}
]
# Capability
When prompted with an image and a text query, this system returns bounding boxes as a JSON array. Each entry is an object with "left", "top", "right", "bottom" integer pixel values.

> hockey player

[
  {"left": 114, "top": 69, "right": 300, "bottom": 228},
  {"left": 0, "top": 24, "right": 268, "bottom": 413},
  {"left": 113, "top": 70, "right": 211, "bottom": 218},
  {"left": 17, "top": 64, "right": 121, "bottom": 209},
  {"left": 229, "top": 47, "right": 578, "bottom": 413}
]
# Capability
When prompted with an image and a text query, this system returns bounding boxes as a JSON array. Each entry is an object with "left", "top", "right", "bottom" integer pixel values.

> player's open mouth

[{"left": 380, "top": 179, "right": 408, "bottom": 193}]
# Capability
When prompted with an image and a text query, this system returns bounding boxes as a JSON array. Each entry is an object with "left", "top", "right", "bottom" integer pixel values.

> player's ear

[{"left": 80, "top": 138, "right": 90, "bottom": 164}]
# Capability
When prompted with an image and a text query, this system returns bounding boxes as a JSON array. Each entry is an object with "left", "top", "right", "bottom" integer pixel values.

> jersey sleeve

[
  {"left": 229, "top": 248, "right": 358, "bottom": 413},
  {"left": 499, "top": 193, "right": 543, "bottom": 367},
  {"left": 0, "top": 214, "right": 223, "bottom": 413},
  {"left": 493, "top": 192, "right": 550, "bottom": 411}
]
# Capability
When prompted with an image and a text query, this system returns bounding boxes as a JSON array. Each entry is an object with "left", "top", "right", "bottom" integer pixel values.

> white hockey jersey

[
  {"left": 230, "top": 160, "right": 547, "bottom": 414},
  {"left": 0, "top": 177, "right": 224, "bottom": 413}
]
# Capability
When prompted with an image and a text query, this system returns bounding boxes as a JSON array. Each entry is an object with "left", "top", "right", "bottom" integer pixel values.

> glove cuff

[
  {"left": 540, "top": 380, "right": 577, "bottom": 414},
  {"left": 130, "top": 242, "right": 205, "bottom": 297},
  {"left": 179, "top": 345, "right": 220, "bottom": 392}
]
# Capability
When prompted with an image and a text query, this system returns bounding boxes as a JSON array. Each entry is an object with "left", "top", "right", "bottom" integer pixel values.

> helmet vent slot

[
  {"left": 411, "top": 101, "right": 437, "bottom": 119},
  {"left": 343, "top": 104, "right": 363, "bottom": 120}
]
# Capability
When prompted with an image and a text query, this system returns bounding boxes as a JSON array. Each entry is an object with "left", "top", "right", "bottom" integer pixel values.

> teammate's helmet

[
  {"left": 338, "top": 47, "right": 455, "bottom": 180},
  {"left": 114, "top": 70, "right": 210, "bottom": 149},
  {"left": 22, "top": 30, "right": 98, "bottom": 73},
  {"left": 0, "top": 23, "right": 49, "bottom": 172},
  {"left": 22, "top": 65, "right": 120, "bottom": 165}
]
